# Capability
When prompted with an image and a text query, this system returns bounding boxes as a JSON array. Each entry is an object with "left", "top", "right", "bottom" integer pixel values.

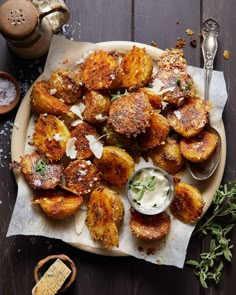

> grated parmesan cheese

[
  {"left": 85, "top": 135, "right": 103, "bottom": 159},
  {"left": 66, "top": 137, "right": 77, "bottom": 159}
]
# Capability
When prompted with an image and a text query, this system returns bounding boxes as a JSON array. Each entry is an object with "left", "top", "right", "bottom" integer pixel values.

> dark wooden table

[{"left": 0, "top": 0, "right": 235, "bottom": 294}]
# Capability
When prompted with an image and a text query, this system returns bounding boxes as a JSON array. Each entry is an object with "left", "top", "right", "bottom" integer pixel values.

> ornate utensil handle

[{"left": 202, "top": 18, "right": 220, "bottom": 100}]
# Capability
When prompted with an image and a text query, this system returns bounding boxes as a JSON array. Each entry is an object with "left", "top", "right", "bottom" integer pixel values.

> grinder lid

[{"left": 0, "top": 0, "right": 39, "bottom": 40}]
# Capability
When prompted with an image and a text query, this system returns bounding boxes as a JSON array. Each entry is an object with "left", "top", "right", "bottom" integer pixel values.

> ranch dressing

[{"left": 130, "top": 168, "right": 170, "bottom": 210}]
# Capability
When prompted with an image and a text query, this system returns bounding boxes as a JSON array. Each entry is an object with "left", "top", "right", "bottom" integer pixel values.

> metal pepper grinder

[{"left": 0, "top": 0, "right": 70, "bottom": 59}]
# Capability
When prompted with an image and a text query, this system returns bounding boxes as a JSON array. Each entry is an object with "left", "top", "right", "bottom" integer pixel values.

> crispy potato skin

[
  {"left": 64, "top": 159, "right": 100, "bottom": 195},
  {"left": 33, "top": 190, "right": 83, "bottom": 220},
  {"left": 82, "top": 90, "right": 111, "bottom": 123},
  {"left": 121, "top": 46, "right": 153, "bottom": 89},
  {"left": 86, "top": 187, "right": 124, "bottom": 248},
  {"left": 71, "top": 122, "right": 99, "bottom": 159},
  {"left": 180, "top": 131, "right": 218, "bottom": 163},
  {"left": 130, "top": 209, "right": 171, "bottom": 241},
  {"left": 157, "top": 72, "right": 195, "bottom": 105},
  {"left": 109, "top": 92, "right": 153, "bottom": 138},
  {"left": 31, "top": 81, "right": 74, "bottom": 117},
  {"left": 167, "top": 97, "right": 209, "bottom": 138},
  {"left": 150, "top": 137, "right": 185, "bottom": 174},
  {"left": 48, "top": 70, "right": 83, "bottom": 104},
  {"left": 138, "top": 112, "right": 170, "bottom": 149},
  {"left": 21, "top": 152, "right": 62, "bottom": 189},
  {"left": 138, "top": 87, "right": 163, "bottom": 109},
  {"left": 94, "top": 146, "right": 135, "bottom": 185},
  {"left": 81, "top": 50, "right": 122, "bottom": 90},
  {"left": 170, "top": 181, "right": 204, "bottom": 223},
  {"left": 33, "top": 115, "right": 70, "bottom": 161},
  {"left": 157, "top": 48, "right": 187, "bottom": 72}
]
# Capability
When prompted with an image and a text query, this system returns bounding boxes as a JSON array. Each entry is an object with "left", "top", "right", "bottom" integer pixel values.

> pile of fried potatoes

[{"left": 17, "top": 45, "right": 219, "bottom": 248}]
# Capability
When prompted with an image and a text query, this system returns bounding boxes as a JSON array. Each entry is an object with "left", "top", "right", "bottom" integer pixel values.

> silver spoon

[{"left": 188, "top": 18, "right": 222, "bottom": 181}]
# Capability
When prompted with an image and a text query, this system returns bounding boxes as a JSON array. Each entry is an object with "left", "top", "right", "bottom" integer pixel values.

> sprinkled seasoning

[{"left": 0, "top": 78, "right": 16, "bottom": 106}]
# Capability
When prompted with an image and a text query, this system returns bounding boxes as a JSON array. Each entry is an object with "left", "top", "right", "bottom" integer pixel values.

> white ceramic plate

[{"left": 11, "top": 41, "right": 226, "bottom": 256}]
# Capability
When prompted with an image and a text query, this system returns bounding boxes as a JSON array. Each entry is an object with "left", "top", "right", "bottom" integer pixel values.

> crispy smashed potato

[
  {"left": 121, "top": 46, "right": 153, "bottom": 90},
  {"left": 33, "top": 189, "right": 83, "bottom": 220},
  {"left": 64, "top": 159, "right": 100, "bottom": 195},
  {"left": 157, "top": 48, "right": 187, "bottom": 72},
  {"left": 138, "top": 87, "right": 163, "bottom": 109},
  {"left": 80, "top": 50, "right": 122, "bottom": 90},
  {"left": 180, "top": 130, "right": 218, "bottom": 163},
  {"left": 86, "top": 187, "right": 124, "bottom": 248},
  {"left": 138, "top": 112, "right": 170, "bottom": 149},
  {"left": 31, "top": 81, "right": 74, "bottom": 117},
  {"left": 130, "top": 209, "right": 171, "bottom": 241},
  {"left": 157, "top": 72, "right": 195, "bottom": 105},
  {"left": 109, "top": 92, "right": 153, "bottom": 137},
  {"left": 82, "top": 90, "right": 111, "bottom": 123},
  {"left": 170, "top": 181, "right": 204, "bottom": 223},
  {"left": 167, "top": 97, "right": 209, "bottom": 137},
  {"left": 33, "top": 115, "right": 70, "bottom": 161},
  {"left": 48, "top": 70, "right": 83, "bottom": 104},
  {"left": 94, "top": 146, "right": 135, "bottom": 185},
  {"left": 21, "top": 152, "right": 62, "bottom": 189},
  {"left": 71, "top": 122, "right": 99, "bottom": 159},
  {"left": 150, "top": 137, "right": 185, "bottom": 174}
]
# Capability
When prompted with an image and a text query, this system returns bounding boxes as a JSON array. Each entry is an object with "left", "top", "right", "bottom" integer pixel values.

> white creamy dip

[{"left": 129, "top": 168, "right": 170, "bottom": 210}]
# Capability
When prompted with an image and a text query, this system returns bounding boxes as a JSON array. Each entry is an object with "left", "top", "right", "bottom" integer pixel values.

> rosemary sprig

[
  {"left": 131, "top": 175, "right": 157, "bottom": 201},
  {"left": 186, "top": 181, "right": 236, "bottom": 288}
]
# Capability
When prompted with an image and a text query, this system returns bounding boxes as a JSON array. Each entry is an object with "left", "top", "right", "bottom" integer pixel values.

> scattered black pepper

[{"left": 190, "top": 38, "right": 197, "bottom": 48}]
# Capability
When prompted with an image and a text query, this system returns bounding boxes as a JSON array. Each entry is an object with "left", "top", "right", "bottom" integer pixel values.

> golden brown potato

[
  {"left": 157, "top": 48, "right": 187, "bottom": 73},
  {"left": 33, "top": 189, "right": 83, "bottom": 220},
  {"left": 71, "top": 121, "right": 99, "bottom": 159},
  {"left": 121, "top": 46, "right": 153, "bottom": 89},
  {"left": 33, "top": 115, "right": 71, "bottom": 161},
  {"left": 21, "top": 152, "right": 62, "bottom": 190},
  {"left": 170, "top": 181, "right": 204, "bottom": 223},
  {"left": 150, "top": 137, "right": 185, "bottom": 175},
  {"left": 101, "top": 123, "right": 133, "bottom": 149},
  {"left": 94, "top": 146, "right": 135, "bottom": 185},
  {"left": 138, "top": 87, "right": 163, "bottom": 109},
  {"left": 167, "top": 97, "right": 209, "bottom": 138},
  {"left": 86, "top": 187, "right": 124, "bottom": 248},
  {"left": 156, "top": 72, "right": 196, "bottom": 105},
  {"left": 130, "top": 209, "right": 171, "bottom": 241},
  {"left": 64, "top": 159, "right": 100, "bottom": 195},
  {"left": 108, "top": 92, "right": 153, "bottom": 138},
  {"left": 48, "top": 70, "right": 83, "bottom": 104},
  {"left": 180, "top": 130, "right": 218, "bottom": 163},
  {"left": 82, "top": 90, "right": 111, "bottom": 123},
  {"left": 138, "top": 112, "right": 170, "bottom": 149},
  {"left": 31, "top": 81, "right": 74, "bottom": 117},
  {"left": 80, "top": 50, "right": 122, "bottom": 90}
]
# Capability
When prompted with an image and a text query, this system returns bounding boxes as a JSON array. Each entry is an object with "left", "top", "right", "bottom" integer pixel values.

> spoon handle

[{"left": 202, "top": 18, "right": 220, "bottom": 101}]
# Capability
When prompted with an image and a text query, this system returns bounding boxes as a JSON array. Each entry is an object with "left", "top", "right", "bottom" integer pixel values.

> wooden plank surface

[{"left": 0, "top": 0, "right": 236, "bottom": 294}]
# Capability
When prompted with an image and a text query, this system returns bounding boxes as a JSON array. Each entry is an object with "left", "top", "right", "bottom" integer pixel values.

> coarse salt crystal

[
  {"left": 0, "top": 78, "right": 16, "bottom": 106},
  {"left": 53, "top": 133, "right": 61, "bottom": 141}
]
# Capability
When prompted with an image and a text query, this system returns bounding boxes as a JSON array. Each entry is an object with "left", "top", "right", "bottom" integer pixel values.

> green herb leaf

[
  {"left": 131, "top": 175, "right": 157, "bottom": 201},
  {"left": 186, "top": 181, "right": 236, "bottom": 288},
  {"left": 35, "top": 158, "right": 47, "bottom": 176}
]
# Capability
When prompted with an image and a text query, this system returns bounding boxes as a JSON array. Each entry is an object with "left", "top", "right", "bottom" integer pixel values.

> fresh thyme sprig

[
  {"left": 131, "top": 175, "right": 157, "bottom": 201},
  {"left": 35, "top": 158, "right": 47, "bottom": 176},
  {"left": 111, "top": 89, "right": 128, "bottom": 102},
  {"left": 186, "top": 181, "right": 236, "bottom": 288}
]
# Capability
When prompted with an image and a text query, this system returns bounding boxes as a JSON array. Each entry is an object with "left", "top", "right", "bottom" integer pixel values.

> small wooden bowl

[
  {"left": 0, "top": 71, "right": 20, "bottom": 114},
  {"left": 34, "top": 254, "right": 77, "bottom": 293}
]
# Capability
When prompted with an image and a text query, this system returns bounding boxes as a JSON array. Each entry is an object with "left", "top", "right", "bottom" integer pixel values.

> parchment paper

[{"left": 7, "top": 35, "right": 228, "bottom": 268}]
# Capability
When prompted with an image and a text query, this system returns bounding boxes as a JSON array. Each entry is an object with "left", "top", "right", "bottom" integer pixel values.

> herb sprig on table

[{"left": 186, "top": 181, "right": 236, "bottom": 288}]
